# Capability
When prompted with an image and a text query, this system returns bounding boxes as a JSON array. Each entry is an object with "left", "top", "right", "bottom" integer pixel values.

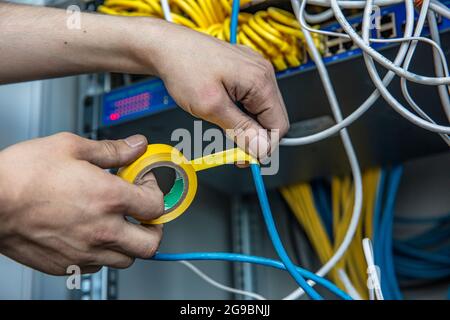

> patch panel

[
  {"left": 377, "top": 12, "right": 397, "bottom": 39},
  {"left": 322, "top": 10, "right": 397, "bottom": 57},
  {"left": 276, "top": 1, "right": 450, "bottom": 78}
]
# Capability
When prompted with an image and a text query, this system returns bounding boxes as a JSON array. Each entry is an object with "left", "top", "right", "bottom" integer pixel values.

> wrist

[{"left": 124, "top": 17, "right": 172, "bottom": 77}]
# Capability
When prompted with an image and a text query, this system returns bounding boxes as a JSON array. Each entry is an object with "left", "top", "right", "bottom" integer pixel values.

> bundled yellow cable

[
  {"left": 281, "top": 168, "right": 381, "bottom": 299},
  {"left": 97, "top": 0, "right": 324, "bottom": 72}
]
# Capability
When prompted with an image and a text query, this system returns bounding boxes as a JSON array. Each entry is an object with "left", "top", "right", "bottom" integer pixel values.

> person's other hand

[
  {"left": 0, "top": 133, "right": 164, "bottom": 275},
  {"left": 137, "top": 20, "right": 289, "bottom": 159}
]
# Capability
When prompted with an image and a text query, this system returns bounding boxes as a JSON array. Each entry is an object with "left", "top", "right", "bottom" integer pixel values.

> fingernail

[
  {"left": 249, "top": 135, "right": 270, "bottom": 161},
  {"left": 124, "top": 135, "right": 146, "bottom": 148}
]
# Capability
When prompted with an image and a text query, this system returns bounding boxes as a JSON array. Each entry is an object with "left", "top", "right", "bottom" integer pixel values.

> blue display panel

[{"left": 101, "top": 78, "right": 177, "bottom": 126}]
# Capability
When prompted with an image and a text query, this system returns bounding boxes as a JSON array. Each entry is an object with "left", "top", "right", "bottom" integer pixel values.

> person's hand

[
  {"left": 0, "top": 133, "right": 164, "bottom": 275},
  {"left": 137, "top": 20, "right": 290, "bottom": 159}
]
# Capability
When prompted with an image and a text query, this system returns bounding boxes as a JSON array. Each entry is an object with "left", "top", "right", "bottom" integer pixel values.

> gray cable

[
  {"left": 330, "top": 0, "right": 450, "bottom": 134},
  {"left": 281, "top": 0, "right": 415, "bottom": 146},
  {"left": 306, "top": 0, "right": 405, "bottom": 9},
  {"left": 304, "top": 8, "right": 334, "bottom": 23},
  {"left": 430, "top": 1, "right": 450, "bottom": 19},
  {"left": 283, "top": 0, "right": 363, "bottom": 300},
  {"left": 329, "top": 3, "right": 450, "bottom": 86},
  {"left": 427, "top": 9, "right": 450, "bottom": 122},
  {"left": 399, "top": 0, "right": 450, "bottom": 145}
]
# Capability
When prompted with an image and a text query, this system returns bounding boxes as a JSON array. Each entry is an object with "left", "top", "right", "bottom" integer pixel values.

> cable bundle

[
  {"left": 282, "top": 164, "right": 450, "bottom": 300},
  {"left": 97, "top": 0, "right": 324, "bottom": 71},
  {"left": 281, "top": 169, "right": 380, "bottom": 299}
]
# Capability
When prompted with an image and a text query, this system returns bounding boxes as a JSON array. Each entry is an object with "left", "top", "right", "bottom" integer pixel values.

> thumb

[{"left": 80, "top": 135, "right": 148, "bottom": 168}]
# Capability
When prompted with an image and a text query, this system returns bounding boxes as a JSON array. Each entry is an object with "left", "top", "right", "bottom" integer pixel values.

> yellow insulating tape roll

[{"left": 118, "top": 144, "right": 257, "bottom": 225}]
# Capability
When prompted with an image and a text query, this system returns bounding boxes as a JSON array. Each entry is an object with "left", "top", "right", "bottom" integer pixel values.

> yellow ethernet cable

[
  {"left": 254, "top": 11, "right": 283, "bottom": 37},
  {"left": 267, "top": 7, "right": 301, "bottom": 29},
  {"left": 172, "top": 12, "right": 199, "bottom": 28},
  {"left": 248, "top": 17, "right": 292, "bottom": 53},
  {"left": 197, "top": 0, "right": 215, "bottom": 25},
  {"left": 223, "top": 17, "right": 231, "bottom": 42},
  {"left": 103, "top": 0, "right": 153, "bottom": 13},
  {"left": 185, "top": 0, "right": 210, "bottom": 25},
  {"left": 142, "top": 0, "right": 163, "bottom": 16},
  {"left": 238, "top": 31, "right": 265, "bottom": 56},
  {"left": 172, "top": 0, "right": 208, "bottom": 28},
  {"left": 268, "top": 18, "right": 305, "bottom": 39}
]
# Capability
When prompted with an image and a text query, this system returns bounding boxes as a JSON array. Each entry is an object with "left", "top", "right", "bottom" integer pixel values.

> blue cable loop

[{"left": 152, "top": 252, "right": 352, "bottom": 300}]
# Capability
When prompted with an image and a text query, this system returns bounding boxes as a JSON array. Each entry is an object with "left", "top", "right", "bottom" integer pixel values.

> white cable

[
  {"left": 295, "top": 0, "right": 450, "bottom": 137},
  {"left": 369, "top": 288, "right": 375, "bottom": 300},
  {"left": 281, "top": 0, "right": 415, "bottom": 147},
  {"left": 284, "top": 0, "right": 363, "bottom": 300},
  {"left": 337, "top": 269, "right": 363, "bottom": 300},
  {"left": 294, "top": 1, "right": 449, "bottom": 58},
  {"left": 427, "top": 9, "right": 450, "bottom": 122},
  {"left": 328, "top": 4, "right": 450, "bottom": 87},
  {"left": 306, "top": 0, "right": 404, "bottom": 9},
  {"left": 398, "top": 0, "right": 450, "bottom": 146},
  {"left": 362, "top": 238, "right": 384, "bottom": 300},
  {"left": 293, "top": 1, "right": 449, "bottom": 78},
  {"left": 330, "top": 0, "right": 450, "bottom": 134},
  {"left": 161, "top": 0, "right": 173, "bottom": 22},
  {"left": 283, "top": 0, "right": 416, "bottom": 299},
  {"left": 179, "top": 261, "right": 267, "bottom": 300},
  {"left": 304, "top": 8, "right": 334, "bottom": 23},
  {"left": 430, "top": 1, "right": 450, "bottom": 19}
]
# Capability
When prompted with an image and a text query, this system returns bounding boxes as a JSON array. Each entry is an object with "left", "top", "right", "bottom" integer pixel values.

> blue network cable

[
  {"left": 153, "top": 252, "right": 352, "bottom": 300},
  {"left": 153, "top": 0, "right": 346, "bottom": 301},
  {"left": 374, "top": 166, "right": 404, "bottom": 300},
  {"left": 230, "top": 0, "right": 240, "bottom": 45},
  {"left": 250, "top": 164, "right": 323, "bottom": 300},
  {"left": 151, "top": 164, "right": 345, "bottom": 300},
  {"left": 230, "top": 0, "right": 322, "bottom": 300},
  {"left": 312, "top": 181, "right": 334, "bottom": 241}
]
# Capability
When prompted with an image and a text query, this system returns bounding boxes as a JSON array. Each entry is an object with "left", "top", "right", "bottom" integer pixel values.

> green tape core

[{"left": 164, "top": 177, "right": 185, "bottom": 211}]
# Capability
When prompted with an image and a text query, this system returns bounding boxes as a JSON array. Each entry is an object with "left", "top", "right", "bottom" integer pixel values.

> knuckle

[
  {"left": 137, "top": 243, "right": 158, "bottom": 259},
  {"left": 194, "top": 86, "right": 223, "bottom": 117},
  {"left": 90, "top": 225, "right": 118, "bottom": 246},
  {"left": 98, "top": 182, "right": 127, "bottom": 213},
  {"left": 233, "top": 117, "right": 254, "bottom": 134},
  {"left": 55, "top": 132, "right": 82, "bottom": 153},
  {"left": 251, "top": 71, "right": 268, "bottom": 92},
  {"left": 116, "top": 257, "right": 135, "bottom": 269},
  {"left": 137, "top": 233, "right": 162, "bottom": 259},
  {"left": 262, "top": 59, "right": 274, "bottom": 73}
]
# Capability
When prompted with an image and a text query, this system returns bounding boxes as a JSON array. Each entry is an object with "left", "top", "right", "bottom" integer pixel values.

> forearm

[{"left": 0, "top": 2, "right": 163, "bottom": 83}]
